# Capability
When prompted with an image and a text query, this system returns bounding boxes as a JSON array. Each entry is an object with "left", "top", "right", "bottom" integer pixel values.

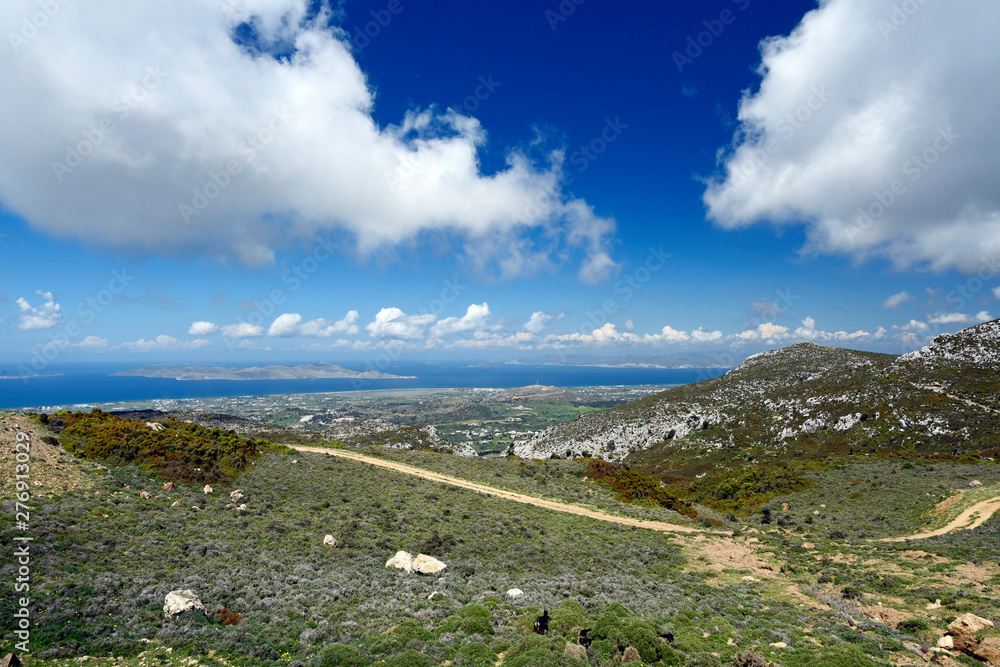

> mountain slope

[{"left": 514, "top": 324, "right": 1000, "bottom": 481}]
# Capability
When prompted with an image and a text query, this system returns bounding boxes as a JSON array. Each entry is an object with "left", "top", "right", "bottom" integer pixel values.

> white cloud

[
  {"left": 221, "top": 322, "right": 264, "bottom": 338},
  {"left": 268, "top": 313, "right": 303, "bottom": 337},
  {"left": 301, "top": 311, "right": 360, "bottom": 337},
  {"left": 928, "top": 312, "right": 975, "bottom": 325},
  {"left": 430, "top": 303, "right": 492, "bottom": 338},
  {"left": 117, "top": 335, "right": 210, "bottom": 351},
  {"left": 546, "top": 323, "right": 641, "bottom": 346},
  {"left": 873, "top": 326, "right": 887, "bottom": 340},
  {"left": 881, "top": 291, "right": 913, "bottom": 309},
  {"left": 831, "top": 329, "right": 870, "bottom": 341},
  {"left": 366, "top": 308, "right": 436, "bottom": 340},
  {"left": 0, "top": 0, "right": 616, "bottom": 281},
  {"left": 16, "top": 291, "right": 62, "bottom": 330},
  {"left": 268, "top": 311, "right": 360, "bottom": 337},
  {"left": 188, "top": 321, "right": 219, "bottom": 335},
  {"left": 523, "top": 311, "right": 561, "bottom": 334},
  {"left": 758, "top": 323, "right": 789, "bottom": 340},
  {"left": 794, "top": 316, "right": 818, "bottom": 339},
  {"left": 451, "top": 332, "right": 534, "bottom": 349},
  {"left": 73, "top": 335, "right": 108, "bottom": 349},
  {"left": 644, "top": 325, "right": 690, "bottom": 343},
  {"left": 994, "top": 286, "right": 1000, "bottom": 300},
  {"left": 975, "top": 310, "right": 992, "bottom": 323},
  {"left": 901, "top": 319, "right": 930, "bottom": 333},
  {"left": 690, "top": 328, "right": 724, "bottom": 343},
  {"left": 704, "top": 0, "right": 1000, "bottom": 274}
]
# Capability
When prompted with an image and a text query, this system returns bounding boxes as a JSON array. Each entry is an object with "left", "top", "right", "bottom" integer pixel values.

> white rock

[
  {"left": 203, "top": 485, "right": 213, "bottom": 494},
  {"left": 507, "top": 588, "right": 524, "bottom": 599},
  {"left": 230, "top": 489, "right": 244, "bottom": 500},
  {"left": 937, "top": 635, "right": 954, "bottom": 649},
  {"left": 412, "top": 554, "right": 447, "bottom": 575},
  {"left": 428, "top": 591, "right": 444, "bottom": 601},
  {"left": 770, "top": 642, "right": 788, "bottom": 649},
  {"left": 927, "top": 599, "right": 942, "bottom": 610},
  {"left": 969, "top": 480, "right": 982, "bottom": 488},
  {"left": 385, "top": 550, "right": 414, "bottom": 573},
  {"left": 163, "top": 590, "right": 206, "bottom": 619},
  {"left": 323, "top": 535, "right": 339, "bottom": 547}
]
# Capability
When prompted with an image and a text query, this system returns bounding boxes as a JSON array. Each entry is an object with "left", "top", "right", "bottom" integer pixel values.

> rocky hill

[{"left": 514, "top": 322, "right": 1000, "bottom": 481}]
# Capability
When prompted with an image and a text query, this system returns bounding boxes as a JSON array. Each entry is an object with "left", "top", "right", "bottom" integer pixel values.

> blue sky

[{"left": 1, "top": 0, "right": 999, "bottom": 371}]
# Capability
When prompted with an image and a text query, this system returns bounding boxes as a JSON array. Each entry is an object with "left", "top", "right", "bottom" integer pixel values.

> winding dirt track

[
  {"left": 882, "top": 496, "right": 1000, "bottom": 542},
  {"left": 292, "top": 446, "right": 1000, "bottom": 542},
  {"left": 291, "top": 445, "right": 706, "bottom": 534}
]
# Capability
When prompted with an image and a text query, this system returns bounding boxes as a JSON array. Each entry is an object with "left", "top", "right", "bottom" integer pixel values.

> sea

[{"left": 0, "top": 361, "right": 730, "bottom": 411}]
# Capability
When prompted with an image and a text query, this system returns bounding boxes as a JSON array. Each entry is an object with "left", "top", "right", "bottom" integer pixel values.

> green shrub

[
  {"left": 585, "top": 459, "right": 698, "bottom": 519},
  {"left": 503, "top": 648, "right": 562, "bottom": 667},
  {"left": 438, "top": 604, "right": 495, "bottom": 636},
  {"left": 383, "top": 649, "right": 436, "bottom": 667},
  {"left": 503, "top": 634, "right": 561, "bottom": 663},
  {"left": 318, "top": 643, "right": 368, "bottom": 667},
  {"left": 686, "top": 652, "right": 724, "bottom": 667},
  {"left": 897, "top": 618, "right": 929, "bottom": 634},
  {"left": 458, "top": 641, "right": 497, "bottom": 666}
]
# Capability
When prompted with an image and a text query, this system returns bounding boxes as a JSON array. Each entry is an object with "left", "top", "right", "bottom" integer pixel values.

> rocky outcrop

[
  {"left": 412, "top": 554, "right": 447, "bottom": 575},
  {"left": 163, "top": 590, "right": 207, "bottom": 620},
  {"left": 385, "top": 550, "right": 414, "bottom": 573},
  {"left": 203, "top": 485, "right": 213, "bottom": 494},
  {"left": 506, "top": 588, "right": 524, "bottom": 599},
  {"left": 323, "top": 535, "right": 339, "bottom": 547},
  {"left": 385, "top": 551, "right": 446, "bottom": 575},
  {"left": 943, "top": 613, "right": 998, "bottom": 665}
]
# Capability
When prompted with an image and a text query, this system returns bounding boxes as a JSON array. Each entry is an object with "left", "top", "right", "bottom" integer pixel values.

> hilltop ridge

[{"left": 515, "top": 322, "right": 1000, "bottom": 480}]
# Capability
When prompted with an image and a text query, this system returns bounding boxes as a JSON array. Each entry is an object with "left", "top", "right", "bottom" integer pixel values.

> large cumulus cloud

[
  {"left": 0, "top": 0, "right": 616, "bottom": 281},
  {"left": 704, "top": 0, "right": 1000, "bottom": 273}
]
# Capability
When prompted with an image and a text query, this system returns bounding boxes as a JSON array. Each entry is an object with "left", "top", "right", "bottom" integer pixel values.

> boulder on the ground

[
  {"left": 163, "top": 590, "right": 207, "bottom": 620},
  {"left": 564, "top": 643, "right": 587, "bottom": 660},
  {"left": 162, "top": 482, "right": 175, "bottom": 490},
  {"left": 947, "top": 613, "right": 996, "bottom": 661},
  {"left": 412, "top": 554, "right": 447, "bottom": 575},
  {"left": 140, "top": 491, "right": 153, "bottom": 499},
  {"left": 323, "top": 535, "right": 339, "bottom": 547},
  {"left": 230, "top": 489, "right": 244, "bottom": 500},
  {"left": 385, "top": 550, "right": 414, "bottom": 573},
  {"left": 507, "top": 588, "right": 524, "bottom": 599},
  {"left": 969, "top": 480, "right": 983, "bottom": 488},
  {"left": 203, "top": 485, "right": 213, "bottom": 494}
]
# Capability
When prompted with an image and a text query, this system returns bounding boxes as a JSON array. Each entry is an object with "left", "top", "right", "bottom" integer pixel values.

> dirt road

[
  {"left": 882, "top": 496, "right": 1000, "bottom": 542},
  {"left": 292, "top": 445, "right": 708, "bottom": 534}
]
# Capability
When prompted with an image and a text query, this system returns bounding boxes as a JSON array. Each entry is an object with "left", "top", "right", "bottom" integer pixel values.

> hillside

[{"left": 515, "top": 323, "right": 1000, "bottom": 483}]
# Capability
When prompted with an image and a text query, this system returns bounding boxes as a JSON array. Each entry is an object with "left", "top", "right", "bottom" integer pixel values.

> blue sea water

[{"left": 0, "top": 361, "right": 729, "bottom": 410}]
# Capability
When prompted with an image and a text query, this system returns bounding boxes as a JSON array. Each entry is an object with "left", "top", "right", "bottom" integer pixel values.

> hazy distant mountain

[
  {"left": 515, "top": 321, "right": 1000, "bottom": 479},
  {"left": 114, "top": 362, "right": 413, "bottom": 381}
]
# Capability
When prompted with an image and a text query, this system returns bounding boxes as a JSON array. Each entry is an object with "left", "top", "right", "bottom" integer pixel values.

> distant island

[{"left": 113, "top": 363, "right": 414, "bottom": 381}]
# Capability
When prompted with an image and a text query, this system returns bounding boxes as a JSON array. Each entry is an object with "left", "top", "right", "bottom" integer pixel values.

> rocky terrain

[{"left": 514, "top": 321, "right": 1000, "bottom": 480}]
